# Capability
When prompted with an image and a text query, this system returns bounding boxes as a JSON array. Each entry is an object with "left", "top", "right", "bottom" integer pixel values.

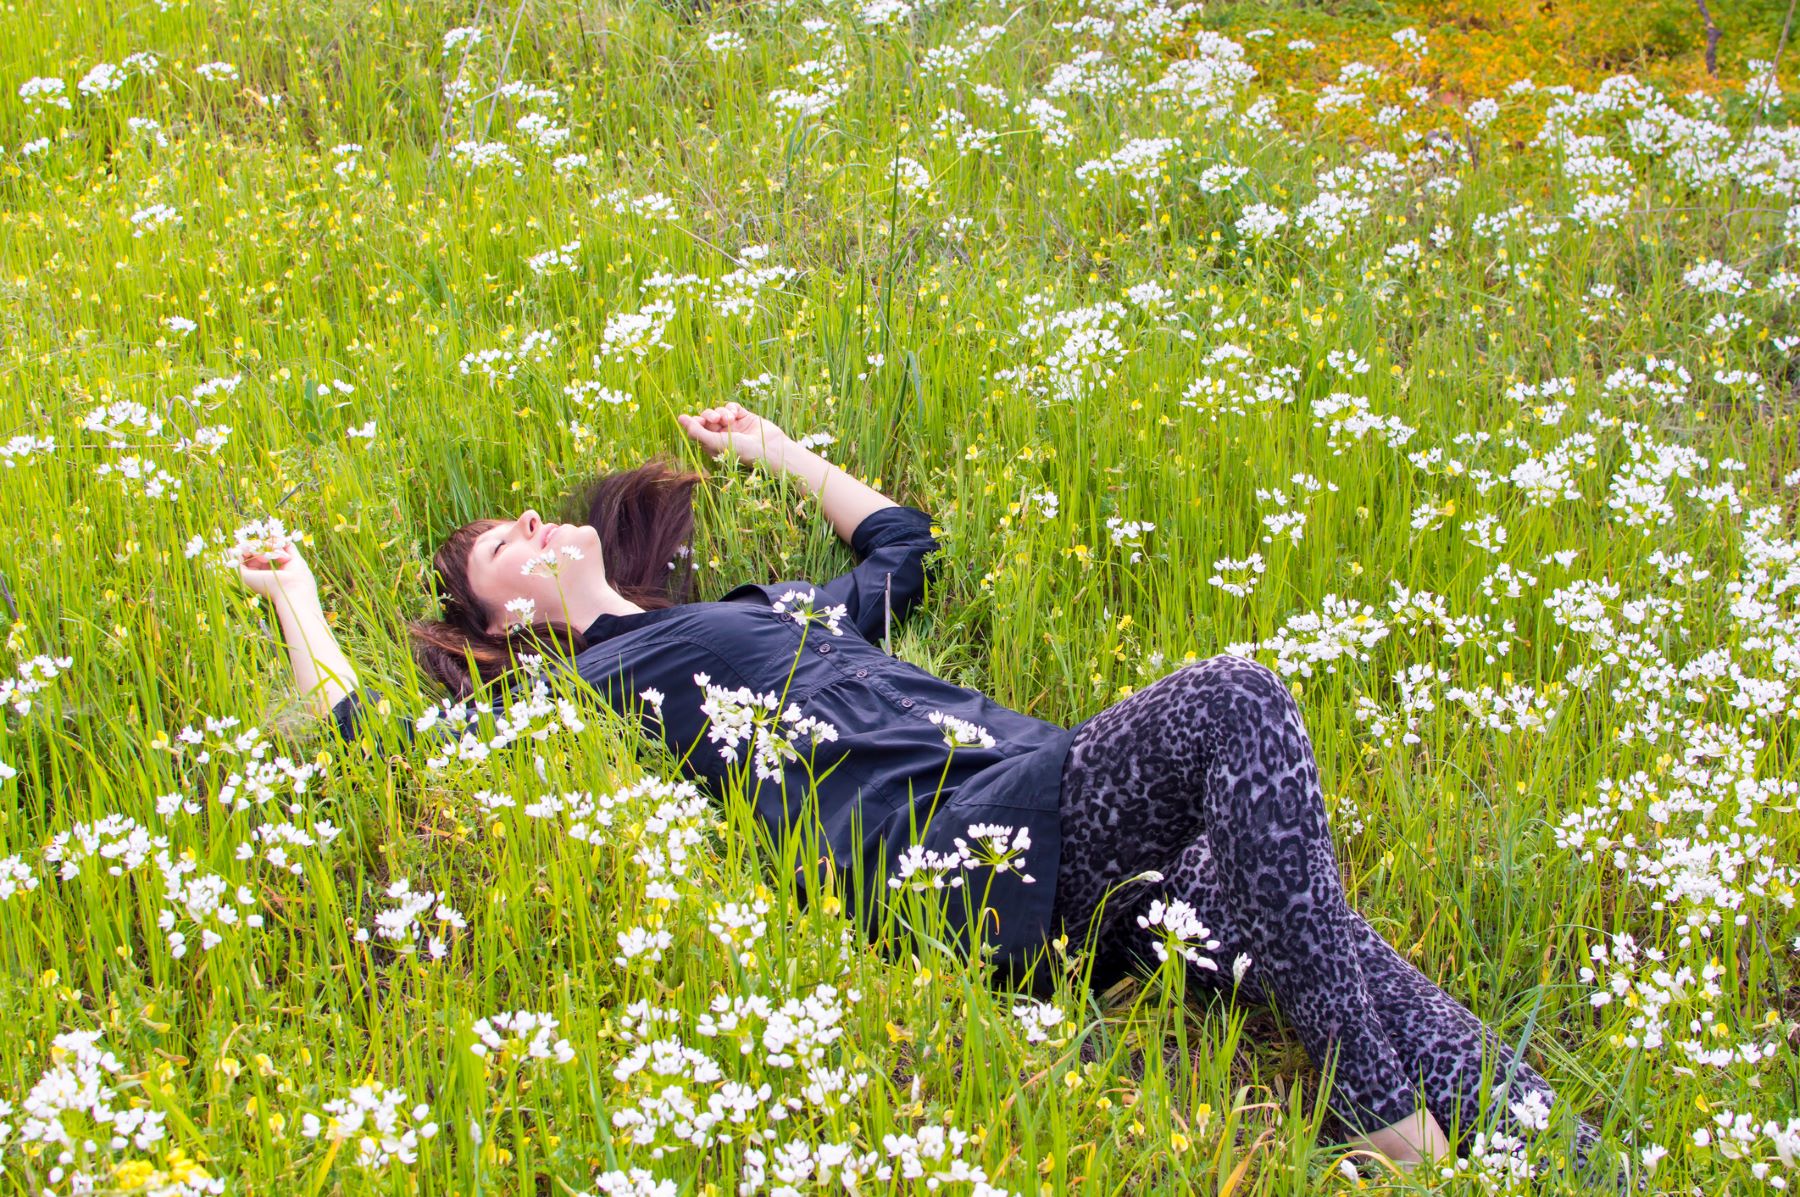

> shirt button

[
  {"left": 900, "top": 698, "right": 915, "bottom": 708},
  {"left": 817, "top": 643, "right": 832, "bottom": 655},
  {"left": 854, "top": 668, "right": 868, "bottom": 678}
]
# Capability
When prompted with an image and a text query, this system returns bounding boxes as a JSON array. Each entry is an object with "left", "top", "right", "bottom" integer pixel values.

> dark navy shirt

[{"left": 330, "top": 504, "right": 1082, "bottom": 983}]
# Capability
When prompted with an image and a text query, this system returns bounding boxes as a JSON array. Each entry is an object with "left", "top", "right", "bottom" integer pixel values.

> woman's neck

[{"left": 566, "top": 585, "right": 646, "bottom": 630}]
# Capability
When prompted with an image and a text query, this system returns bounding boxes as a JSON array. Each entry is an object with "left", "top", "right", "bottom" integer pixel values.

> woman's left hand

[{"left": 676, "top": 402, "right": 789, "bottom": 467}]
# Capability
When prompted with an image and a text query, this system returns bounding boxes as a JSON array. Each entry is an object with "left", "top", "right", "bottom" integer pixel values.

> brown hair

[{"left": 408, "top": 455, "right": 703, "bottom": 700}]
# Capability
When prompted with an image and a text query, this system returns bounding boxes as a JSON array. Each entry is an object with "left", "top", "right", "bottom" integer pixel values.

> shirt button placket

[{"left": 900, "top": 698, "right": 915, "bottom": 709}]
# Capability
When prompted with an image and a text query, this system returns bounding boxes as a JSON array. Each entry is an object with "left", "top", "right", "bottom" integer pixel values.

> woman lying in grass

[{"left": 238, "top": 402, "right": 1606, "bottom": 1179}]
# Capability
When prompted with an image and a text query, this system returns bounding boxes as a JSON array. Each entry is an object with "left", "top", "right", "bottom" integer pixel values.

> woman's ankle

[{"left": 1347, "top": 1108, "right": 1450, "bottom": 1169}]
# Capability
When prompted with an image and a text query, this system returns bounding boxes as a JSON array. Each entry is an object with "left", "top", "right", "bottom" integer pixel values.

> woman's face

[{"left": 465, "top": 508, "right": 608, "bottom": 632}]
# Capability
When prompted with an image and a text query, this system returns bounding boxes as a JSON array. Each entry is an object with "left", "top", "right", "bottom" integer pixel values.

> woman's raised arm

[
  {"left": 677, "top": 401, "right": 899, "bottom": 547},
  {"left": 237, "top": 540, "right": 361, "bottom": 717}
]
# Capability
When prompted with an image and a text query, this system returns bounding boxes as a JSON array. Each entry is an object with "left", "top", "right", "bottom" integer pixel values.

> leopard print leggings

[{"left": 1051, "top": 654, "right": 1600, "bottom": 1156}]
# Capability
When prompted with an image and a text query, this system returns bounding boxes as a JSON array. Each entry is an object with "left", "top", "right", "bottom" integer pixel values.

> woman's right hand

[
  {"left": 233, "top": 537, "right": 360, "bottom": 716},
  {"left": 237, "top": 539, "right": 319, "bottom": 605},
  {"left": 676, "top": 401, "right": 789, "bottom": 467}
]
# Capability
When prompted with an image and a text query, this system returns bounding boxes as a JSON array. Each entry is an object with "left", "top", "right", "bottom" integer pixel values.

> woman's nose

[{"left": 518, "top": 509, "right": 541, "bottom": 536}]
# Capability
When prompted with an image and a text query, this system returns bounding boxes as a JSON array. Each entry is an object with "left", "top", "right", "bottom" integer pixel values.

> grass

[{"left": 0, "top": 0, "right": 1797, "bottom": 1193}]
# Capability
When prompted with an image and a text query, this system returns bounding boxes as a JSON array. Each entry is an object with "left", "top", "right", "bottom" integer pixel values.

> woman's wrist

[
  {"left": 764, "top": 437, "right": 826, "bottom": 487},
  {"left": 268, "top": 582, "right": 323, "bottom": 618},
  {"left": 749, "top": 430, "right": 796, "bottom": 472}
]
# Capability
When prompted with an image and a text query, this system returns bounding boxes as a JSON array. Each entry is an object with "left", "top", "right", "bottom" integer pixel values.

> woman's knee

[
  {"left": 1170, "top": 657, "right": 1317, "bottom": 787},
  {"left": 1176, "top": 653, "right": 1283, "bottom": 687},
  {"left": 1171, "top": 655, "right": 1296, "bottom": 719}
]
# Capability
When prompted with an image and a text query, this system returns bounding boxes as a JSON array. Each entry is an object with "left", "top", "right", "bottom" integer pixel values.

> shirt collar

[
  {"left": 580, "top": 605, "right": 680, "bottom": 644},
  {"left": 579, "top": 586, "right": 763, "bottom": 644},
  {"left": 581, "top": 587, "right": 771, "bottom": 643}
]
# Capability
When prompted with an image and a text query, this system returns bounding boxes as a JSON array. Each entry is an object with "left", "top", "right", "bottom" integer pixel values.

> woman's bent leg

[
  {"left": 1052, "top": 655, "right": 1419, "bottom": 1134},
  {"left": 1348, "top": 915, "right": 1603, "bottom": 1161},
  {"left": 1069, "top": 676, "right": 1603, "bottom": 1168},
  {"left": 1106, "top": 842, "right": 1600, "bottom": 1161}
]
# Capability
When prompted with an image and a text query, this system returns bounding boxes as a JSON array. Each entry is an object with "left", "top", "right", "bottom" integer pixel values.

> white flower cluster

[
  {"left": 13, "top": 1031, "right": 174, "bottom": 1193},
  {"left": 145, "top": 714, "right": 320, "bottom": 813},
  {"left": 129, "top": 202, "right": 181, "bottom": 236},
  {"left": 241, "top": 818, "right": 341, "bottom": 876},
  {"left": 707, "top": 897, "right": 771, "bottom": 968},
  {"left": 1135, "top": 896, "right": 1222, "bottom": 969},
  {"left": 1352, "top": 663, "right": 1452, "bottom": 752},
  {"left": 155, "top": 850, "right": 264, "bottom": 956},
  {"left": 1309, "top": 391, "right": 1418, "bottom": 455},
  {"left": 458, "top": 326, "right": 558, "bottom": 384},
  {"left": 694, "top": 672, "right": 840, "bottom": 783},
  {"left": 0, "top": 433, "right": 56, "bottom": 467},
  {"left": 521, "top": 542, "right": 586, "bottom": 578},
  {"left": 997, "top": 295, "right": 1133, "bottom": 403},
  {"left": 770, "top": 587, "right": 848, "bottom": 637},
  {"left": 730, "top": 1121, "right": 1022, "bottom": 1196},
  {"left": 1180, "top": 344, "right": 1299, "bottom": 420},
  {"left": 1252, "top": 471, "right": 1339, "bottom": 547},
  {"left": 955, "top": 823, "right": 1034, "bottom": 880},
  {"left": 1436, "top": 1126, "right": 1533, "bottom": 1193},
  {"left": 890, "top": 821, "right": 1034, "bottom": 891},
  {"left": 1234, "top": 201, "right": 1288, "bottom": 241},
  {"left": 1010, "top": 997, "right": 1066, "bottom": 1044},
  {"left": 766, "top": 45, "right": 850, "bottom": 118},
  {"left": 1384, "top": 581, "right": 1517, "bottom": 665},
  {"left": 300, "top": 1081, "right": 440, "bottom": 1169},
  {"left": 1207, "top": 551, "right": 1266, "bottom": 598},
  {"left": 19, "top": 75, "right": 71, "bottom": 109},
  {"left": 94, "top": 453, "right": 182, "bottom": 499},
  {"left": 0, "top": 651, "right": 74, "bottom": 716},
  {"left": 640, "top": 250, "right": 799, "bottom": 325},
  {"left": 0, "top": 852, "right": 39, "bottom": 898},
  {"left": 418, "top": 676, "right": 591, "bottom": 771},
  {"left": 918, "top": 21, "right": 1006, "bottom": 83},
  {"left": 44, "top": 813, "right": 166, "bottom": 880},
  {"left": 527, "top": 236, "right": 582, "bottom": 276},
  {"left": 1074, "top": 135, "right": 1182, "bottom": 204},
  {"left": 885, "top": 155, "right": 931, "bottom": 203},
  {"left": 206, "top": 516, "right": 303, "bottom": 571},
  {"left": 442, "top": 25, "right": 483, "bottom": 55},
  {"left": 1690, "top": 1107, "right": 1800, "bottom": 1183},
  {"left": 586, "top": 1169, "right": 677, "bottom": 1197},
  {"left": 1104, "top": 517, "right": 1155, "bottom": 563},
  {"left": 595, "top": 301, "right": 678, "bottom": 365},
  {"left": 448, "top": 138, "right": 522, "bottom": 176},
  {"left": 1574, "top": 933, "right": 1782, "bottom": 1068},
  {"left": 606, "top": 982, "right": 866, "bottom": 1160},
  {"left": 515, "top": 110, "right": 570, "bottom": 151},
  {"left": 469, "top": 1010, "right": 576, "bottom": 1066},
  {"left": 1225, "top": 594, "right": 1388, "bottom": 679},
  {"left": 926, "top": 709, "right": 995, "bottom": 750},
  {"left": 357, "top": 877, "right": 468, "bottom": 961},
  {"left": 1144, "top": 33, "right": 1258, "bottom": 122}
]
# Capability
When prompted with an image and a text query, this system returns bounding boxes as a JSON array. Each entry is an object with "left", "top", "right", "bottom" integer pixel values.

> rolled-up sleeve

[
  {"left": 331, "top": 689, "right": 372, "bottom": 743},
  {"left": 817, "top": 505, "right": 941, "bottom": 643},
  {"left": 330, "top": 685, "right": 422, "bottom": 749}
]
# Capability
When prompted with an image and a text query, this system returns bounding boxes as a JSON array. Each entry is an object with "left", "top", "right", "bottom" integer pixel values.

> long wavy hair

[{"left": 409, "top": 455, "right": 703, "bottom": 700}]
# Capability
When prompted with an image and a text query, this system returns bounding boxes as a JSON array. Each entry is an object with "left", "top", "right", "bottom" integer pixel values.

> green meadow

[{"left": 2, "top": 0, "right": 1798, "bottom": 1192}]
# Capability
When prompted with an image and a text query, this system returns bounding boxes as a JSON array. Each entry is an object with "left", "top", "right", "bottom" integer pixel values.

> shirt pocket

[
  {"left": 790, "top": 671, "right": 900, "bottom": 739},
  {"left": 705, "top": 604, "right": 837, "bottom": 700}
]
